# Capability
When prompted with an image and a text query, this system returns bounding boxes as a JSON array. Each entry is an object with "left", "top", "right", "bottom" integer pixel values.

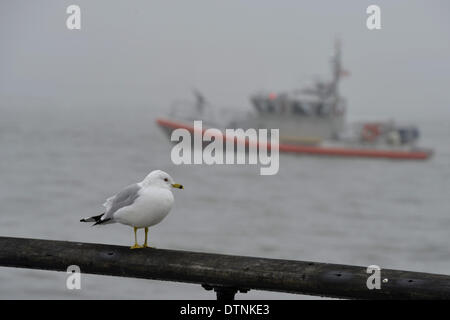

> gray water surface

[{"left": 0, "top": 104, "right": 448, "bottom": 299}]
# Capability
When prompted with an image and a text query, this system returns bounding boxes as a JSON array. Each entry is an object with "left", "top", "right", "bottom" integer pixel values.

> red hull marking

[{"left": 156, "top": 118, "right": 431, "bottom": 160}]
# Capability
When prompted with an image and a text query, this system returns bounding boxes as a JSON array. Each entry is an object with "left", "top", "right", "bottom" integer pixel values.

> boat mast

[{"left": 330, "top": 39, "right": 342, "bottom": 98}]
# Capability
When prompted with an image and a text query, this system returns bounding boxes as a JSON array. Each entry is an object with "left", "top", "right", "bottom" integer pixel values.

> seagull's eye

[{"left": 164, "top": 178, "right": 168, "bottom": 182}]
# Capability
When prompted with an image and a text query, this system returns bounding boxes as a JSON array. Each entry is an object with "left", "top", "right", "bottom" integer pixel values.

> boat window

[
  {"left": 252, "top": 99, "right": 263, "bottom": 112},
  {"left": 292, "top": 101, "right": 306, "bottom": 115},
  {"left": 316, "top": 103, "right": 330, "bottom": 116},
  {"left": 267, "top": 100, "right": 276, "bottom": 113},
  {"left": 316, "top": 103, "right": 323, "bottom": 115}
]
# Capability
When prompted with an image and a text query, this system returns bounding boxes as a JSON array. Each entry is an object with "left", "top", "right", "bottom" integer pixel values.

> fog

[
  {"left": 1, "top": 0, "right": 450, "bottom": 300},
  {"left": 1, "top": 1, "right": 449, "bottom": 121}
]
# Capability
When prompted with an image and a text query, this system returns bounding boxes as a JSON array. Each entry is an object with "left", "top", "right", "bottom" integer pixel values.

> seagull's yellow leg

[
  {"left": 143, "top": 227, "right": 149, "bottom": 248},
  {"left": 130, "top": 227, "right": 143, "bottom": 249}
]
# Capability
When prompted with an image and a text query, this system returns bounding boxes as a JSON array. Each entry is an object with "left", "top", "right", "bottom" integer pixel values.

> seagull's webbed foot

[{"left": 130, "top": 244, "right": 143, "bottom": 249}]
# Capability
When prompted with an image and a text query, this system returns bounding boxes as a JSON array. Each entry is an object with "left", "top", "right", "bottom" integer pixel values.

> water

[{"left": 0, "top": 104, "right": 449, "bottom": 299}]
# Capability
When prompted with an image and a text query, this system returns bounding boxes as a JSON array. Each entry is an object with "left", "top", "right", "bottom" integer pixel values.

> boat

[{"left": 156, "top": 41, "right": 432, "bottom": 160}]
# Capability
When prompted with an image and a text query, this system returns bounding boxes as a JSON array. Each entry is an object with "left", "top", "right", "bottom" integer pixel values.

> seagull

[{"left": 81, "top": 170, "right": 183, "bottom": 249}]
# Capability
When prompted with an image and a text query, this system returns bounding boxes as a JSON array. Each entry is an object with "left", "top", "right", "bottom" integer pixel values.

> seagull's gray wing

[{"left": 102, "top": 183, "right": 141, "bottom": 221}]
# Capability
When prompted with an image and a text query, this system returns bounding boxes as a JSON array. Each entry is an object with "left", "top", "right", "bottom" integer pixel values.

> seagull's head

[{"left": 143, "top": 170, "right": 184, "bottom": 190}]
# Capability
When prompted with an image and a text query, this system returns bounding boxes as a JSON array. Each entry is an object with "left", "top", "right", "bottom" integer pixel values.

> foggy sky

[{"left": 1, "top": 1, "right": 449, "bottom": 120}]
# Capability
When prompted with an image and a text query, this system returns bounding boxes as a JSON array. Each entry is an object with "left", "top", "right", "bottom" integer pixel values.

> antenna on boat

[
  {"left": 192, "top": 88, "right": 206, "bottom": 115},
  {"left": 191, "top": 88, "right": 217, "bottom": 124},
  {"left": 331, "top": 39, "right": 350, "bottom": 95},
  {"left": 331, "top": 38, "right": 342, "bottom": 96}
]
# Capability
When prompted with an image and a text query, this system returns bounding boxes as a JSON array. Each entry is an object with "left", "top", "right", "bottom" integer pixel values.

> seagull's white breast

[{"left": 113, "top": 186, "right": 174, "bottom": 228}]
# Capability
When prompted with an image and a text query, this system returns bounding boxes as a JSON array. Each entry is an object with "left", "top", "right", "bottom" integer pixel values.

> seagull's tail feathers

[{"left": 80, "top": 213, "right": 113, "bottom": 226}]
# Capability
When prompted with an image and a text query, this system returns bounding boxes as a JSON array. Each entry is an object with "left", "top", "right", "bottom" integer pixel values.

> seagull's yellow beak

[{"left": 172, "top": 183, "right": 184, "bottom": 189}]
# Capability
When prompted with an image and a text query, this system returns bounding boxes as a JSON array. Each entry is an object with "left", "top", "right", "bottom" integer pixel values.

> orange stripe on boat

[{"left": 156, "top": 118, "right": 432, "bottom": 160}]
